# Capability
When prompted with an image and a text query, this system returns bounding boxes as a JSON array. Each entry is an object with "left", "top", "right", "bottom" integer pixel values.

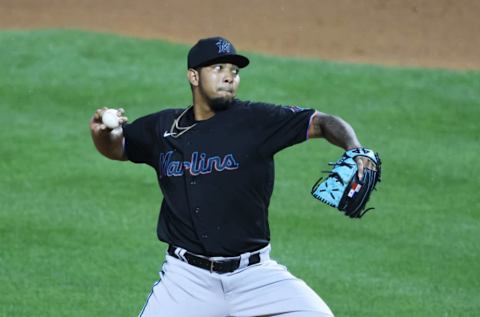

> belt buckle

[{"left": 209, "top": 260, "right": 215, "bottom": 273}]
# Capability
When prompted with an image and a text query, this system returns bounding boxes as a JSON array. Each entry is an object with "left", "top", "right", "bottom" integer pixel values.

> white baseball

[{"left": 102, "top": 109, "right": 120, "bottom": 129}]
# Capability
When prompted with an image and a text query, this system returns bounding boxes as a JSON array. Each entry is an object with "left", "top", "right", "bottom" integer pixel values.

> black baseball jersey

[{"left": 123, "top": 100, "right": 315, "bottom": 256}]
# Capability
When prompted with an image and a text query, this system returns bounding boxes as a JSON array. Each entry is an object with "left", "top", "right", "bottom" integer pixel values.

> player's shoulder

[
  {"left": 232, "top": 99, "right": 276, "bottom": 113},
  {"left": 233, "top": 99, "right": 272, "bottom": 109},
  {"left": 141, "top": 108, "right": 184, "bottom": 119},
  {"left": 130, "top": 107, "right": 184, "bottom": 123},
  {"left": 234, "top": 99, "right": 311, "bottom": 114}
]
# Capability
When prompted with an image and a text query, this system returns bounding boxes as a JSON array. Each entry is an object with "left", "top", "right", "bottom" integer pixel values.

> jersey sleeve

[
  {"left": 122, "top": 113, "right": 161, "bottom": 166},
  {"left": 249, "top": 102, "right": 315, "bottom": 157}
]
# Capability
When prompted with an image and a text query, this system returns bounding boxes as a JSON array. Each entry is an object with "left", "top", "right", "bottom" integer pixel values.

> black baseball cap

[{"left": 187, "top": 37, "right": 249, "bottom": 69}]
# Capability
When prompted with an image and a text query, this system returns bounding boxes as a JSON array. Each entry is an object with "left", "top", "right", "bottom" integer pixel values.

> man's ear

[{"left": 188, "top": 68, "right": 199, "bottom": 87}]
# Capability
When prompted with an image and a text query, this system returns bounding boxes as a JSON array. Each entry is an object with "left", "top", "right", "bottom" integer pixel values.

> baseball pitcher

[{"left": 89, "top": 37, "right": 380, "bottom": 317}]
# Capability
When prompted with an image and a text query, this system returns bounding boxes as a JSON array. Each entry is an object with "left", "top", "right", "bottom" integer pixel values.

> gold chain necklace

[{"left": 168, "top": 106, "right": 197, "bottom": 138}]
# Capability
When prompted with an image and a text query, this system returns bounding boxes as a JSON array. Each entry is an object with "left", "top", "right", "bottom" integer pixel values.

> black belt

[{"left": 168, "top": 246, "right": 261, "bottom": 273}]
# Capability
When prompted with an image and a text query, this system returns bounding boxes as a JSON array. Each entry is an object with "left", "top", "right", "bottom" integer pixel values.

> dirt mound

[{"left": 1, "top": 0, "right": 479, "bottom": 69}]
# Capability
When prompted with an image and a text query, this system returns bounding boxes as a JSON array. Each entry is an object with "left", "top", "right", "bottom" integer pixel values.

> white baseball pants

[{"left": 139, "top": 245, "right": 334, "bottom": 317}]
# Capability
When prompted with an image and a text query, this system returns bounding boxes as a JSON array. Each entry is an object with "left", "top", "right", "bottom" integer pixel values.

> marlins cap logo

[{"left": 216, "top": 39, "right": 232, "bottom": 54}]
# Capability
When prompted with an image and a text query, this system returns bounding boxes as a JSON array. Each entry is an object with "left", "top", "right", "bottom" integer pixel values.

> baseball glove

[{"left": 311, "top": 148, "right": 381, "bottom": 218}]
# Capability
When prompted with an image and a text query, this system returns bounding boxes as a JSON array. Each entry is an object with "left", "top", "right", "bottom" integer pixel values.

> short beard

[{"left": 209, "top": 96, "right": 235, "bottom": 112}]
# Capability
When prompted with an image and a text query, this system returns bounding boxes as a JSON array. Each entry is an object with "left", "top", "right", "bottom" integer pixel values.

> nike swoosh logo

[{"left": 163, "top": 131, "right": 175, "bottom": 138}]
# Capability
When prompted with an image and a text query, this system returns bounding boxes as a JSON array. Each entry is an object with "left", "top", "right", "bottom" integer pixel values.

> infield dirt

[{"left": 1, "top": 0, "right": 479, "bottom": 69}]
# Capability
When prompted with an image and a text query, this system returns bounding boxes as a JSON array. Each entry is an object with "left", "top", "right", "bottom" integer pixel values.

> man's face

[{"left": 197, "top": 63, "right": 240, "bottom": 111}]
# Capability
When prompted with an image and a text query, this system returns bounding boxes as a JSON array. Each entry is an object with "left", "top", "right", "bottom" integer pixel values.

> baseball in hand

[{"left": 102, "top": 109, "right": 120, "bottom": 129}]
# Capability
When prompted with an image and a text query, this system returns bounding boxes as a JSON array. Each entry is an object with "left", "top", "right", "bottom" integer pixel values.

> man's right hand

[
  {"left": 90, "top": 107, "right": 128, "bottom": 133},
  {"left": 90, "top": 107, "right": 128, "bottom": 161}
]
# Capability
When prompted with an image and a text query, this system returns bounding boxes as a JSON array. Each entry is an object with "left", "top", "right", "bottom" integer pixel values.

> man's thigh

[
  {"left": 139, "top": 256, "right": 228, "bottom": 317},
  {"left": 226, "top": 260, "right": 334, "bottom": 317}
]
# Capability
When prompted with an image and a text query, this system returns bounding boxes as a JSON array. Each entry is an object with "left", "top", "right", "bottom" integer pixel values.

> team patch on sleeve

[{"left": 283, "top": 105, "right": 305, "bottom": 113}]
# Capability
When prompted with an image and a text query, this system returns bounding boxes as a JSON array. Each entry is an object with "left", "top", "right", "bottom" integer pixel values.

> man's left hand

[{"left": 355, "top": 156, "right": 377, "bottom": 180}]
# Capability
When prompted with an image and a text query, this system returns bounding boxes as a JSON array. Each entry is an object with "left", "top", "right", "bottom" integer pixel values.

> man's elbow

[{"left": 307, "top": 111, "right": 334, "bottom": 139}]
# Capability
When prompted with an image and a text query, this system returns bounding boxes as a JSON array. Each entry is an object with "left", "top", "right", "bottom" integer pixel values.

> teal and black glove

[{"left": 311, "top": 148, "right": 381, "bottom": 218}]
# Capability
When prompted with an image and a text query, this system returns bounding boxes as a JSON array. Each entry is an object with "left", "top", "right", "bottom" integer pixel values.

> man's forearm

[
  {"left": 90, "top": 126, "right": 126, "bottom": 161},
  {"left": 308, "top": 112, "right": 361, "bottom": 150}
]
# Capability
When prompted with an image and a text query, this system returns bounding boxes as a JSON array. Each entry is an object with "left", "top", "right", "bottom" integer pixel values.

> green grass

[{"left": 1, "top": 29, "right": 479, "bottom": 317}]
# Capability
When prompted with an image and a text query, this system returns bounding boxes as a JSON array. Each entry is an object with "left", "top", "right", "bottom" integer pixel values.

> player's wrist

[{"left": 345, "top": 144, "right": 362, "bottom": 151}]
